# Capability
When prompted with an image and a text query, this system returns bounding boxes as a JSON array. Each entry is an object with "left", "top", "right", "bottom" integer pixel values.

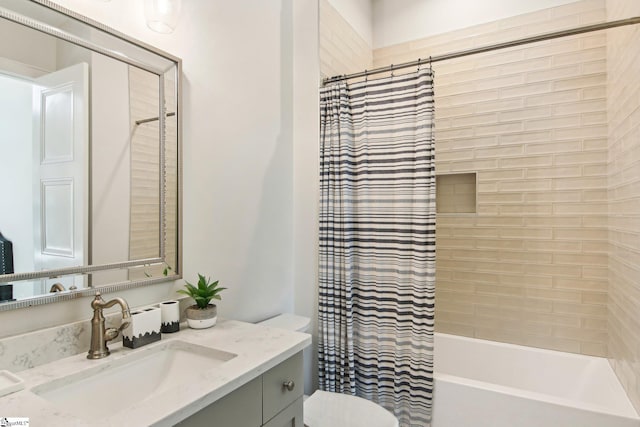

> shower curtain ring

[
  {"left": 390, "top": 64, "right": 394, "bottom": 77},
  {"left": 417, "top": 58, "right": 421, "bottom": 71}
]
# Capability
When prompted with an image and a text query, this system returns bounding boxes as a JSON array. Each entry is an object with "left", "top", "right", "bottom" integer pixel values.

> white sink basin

[{"left": 32, "top": 340, "right": 236, "bottom": 420}]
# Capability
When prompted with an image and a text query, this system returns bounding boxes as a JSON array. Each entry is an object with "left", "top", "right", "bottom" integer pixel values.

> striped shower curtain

[{"left": 318, "top": 68, "right": 436, "bottom": 427}]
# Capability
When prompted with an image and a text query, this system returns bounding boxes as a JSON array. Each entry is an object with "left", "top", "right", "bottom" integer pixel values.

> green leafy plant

[{"left": 177, "top": 273, "right": 226, "bottom": 309}]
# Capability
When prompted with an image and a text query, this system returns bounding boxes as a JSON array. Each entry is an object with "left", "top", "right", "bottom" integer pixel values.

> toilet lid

[{"left": 304, "top": 390, "right": 399, "bottom": 427}]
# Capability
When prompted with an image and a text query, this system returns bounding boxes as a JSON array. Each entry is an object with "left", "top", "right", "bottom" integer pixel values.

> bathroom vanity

[{"left": 0, "top": 320, "right": 310, "bottom": 426}]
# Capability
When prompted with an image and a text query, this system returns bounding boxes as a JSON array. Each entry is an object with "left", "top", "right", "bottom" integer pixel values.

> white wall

[
  {"left": 293, "top": 0, "right": 320, "bottom": 395},
  {"left": 372, "top": 0, "right": 581, "bottom": 48},
  {"left": 327, "top": 0, "right": 373, "bottom": 46},
  {"left": 0, "top": 0, "right": 320, "bottom": 338}
]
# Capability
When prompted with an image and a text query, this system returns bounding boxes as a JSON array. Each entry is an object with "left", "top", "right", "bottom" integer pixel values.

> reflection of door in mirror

[
  {"left": 33, "top": 63, "right": 89, "bottom": 294},
  {"left": 0, "top": 65, "right": 88, "bottom": 298}
]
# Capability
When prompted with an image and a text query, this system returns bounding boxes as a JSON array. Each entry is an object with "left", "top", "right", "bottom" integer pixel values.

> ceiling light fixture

[{"left": 144, "top": 0, "right": 181, "bottom": 34}]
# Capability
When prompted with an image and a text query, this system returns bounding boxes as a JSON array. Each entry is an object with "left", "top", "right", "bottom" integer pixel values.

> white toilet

[{"left": 258, "top": 314, "right": 399, "bottom": 427}]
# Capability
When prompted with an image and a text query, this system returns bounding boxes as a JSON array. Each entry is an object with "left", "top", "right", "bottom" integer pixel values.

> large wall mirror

[{"left": 0, "top": 0, "right": 181, "bottom": 310}]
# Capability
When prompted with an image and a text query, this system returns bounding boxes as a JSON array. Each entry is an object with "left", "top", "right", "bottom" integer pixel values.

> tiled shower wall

[
  {"left": 319, "top": 0, "right": 372, "bottom": 80},
  {"left": 606, "top": 0, "right": 640, "bottom": 412},
  {"left": 373, "top": 0, "right": 610, "bottom": 356}
]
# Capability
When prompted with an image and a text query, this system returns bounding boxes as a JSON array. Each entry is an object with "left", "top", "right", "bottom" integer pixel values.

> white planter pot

[{"left": 185, "top": 304, "right": 217, "bottom": 329}]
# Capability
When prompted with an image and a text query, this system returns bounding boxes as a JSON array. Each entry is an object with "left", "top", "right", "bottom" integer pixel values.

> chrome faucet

[{"left": 87, "top": 291, "right": 131, "bottom": 359}]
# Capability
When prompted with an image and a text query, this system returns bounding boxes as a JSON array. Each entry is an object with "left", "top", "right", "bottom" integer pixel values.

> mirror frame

[{"left": 0, "top": 0, "right": 182, "bottom": 310}]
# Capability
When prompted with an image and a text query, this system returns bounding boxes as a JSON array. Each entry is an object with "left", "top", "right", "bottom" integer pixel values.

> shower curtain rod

[{"left": 322, "top": 16, "right": 640, "bottom": 85}]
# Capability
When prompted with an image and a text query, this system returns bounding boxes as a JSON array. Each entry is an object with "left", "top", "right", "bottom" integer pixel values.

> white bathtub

[{"left": 432, "top": 333, "right": 640, "bottom": 427}]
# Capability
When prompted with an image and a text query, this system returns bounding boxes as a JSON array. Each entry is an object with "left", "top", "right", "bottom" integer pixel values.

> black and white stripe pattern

[{"left": 318, "top": 68, "right": 436, "bottom": 427}]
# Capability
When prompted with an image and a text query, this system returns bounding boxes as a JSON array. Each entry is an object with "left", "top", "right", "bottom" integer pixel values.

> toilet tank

[{"left": 258, "top": 313, "right": 311, "bottom": 333}]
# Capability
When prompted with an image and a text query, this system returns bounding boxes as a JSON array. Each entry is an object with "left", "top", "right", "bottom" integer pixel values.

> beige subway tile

[
  {"left": 474, "top": 49, "right": 525, "bottom": 69},
  {"left": 582, "top": 291, "right": 608, "bottom": 305},
  {"left": 451, "top": 159, "right": 499, "bottom": 171},
  {"left": 554, "top": 277, "right": 607, "bottom": 291},
  {"left": 525, "top": 115, "right": 582, "bottom": 131},
  {"left": 554, "top": 150, "right": 608, "bottom": 165},
  {"left": 581, "top": 241, "right": 608, "bottom": 253},
  {"left": 478, "top": 169, "right": 525, "bottom": 181},
  {"left": 553, "top": 301, "right": 607, "bottom": 317},
  {"left": 499, "top": 204, "right": 553, "bottom": 215},
  {"left": 500, "top": 155, "right": 553, "bottom": 168},
  {"left": 447, "top": 90, "right": 500, "bottom": 106},
  {"left": 580, "top": 341, "right": 607, "bottom": 357},
  {"left": 475, "top": 145, "right": 524, "bottom": 159},
  {"left": 437, "top": 105, "right": 476, "bottom": 119},
  {"left": 582, "top": 86, "right": 606, "bottom": 100},
  {"left": 499, "top": 106, "right": 552, "bottom": 122},
  {"left": 476, "top": 328, "right": 526, "bottom": 345},
  {"left": 526, "top": 89, "right": 582, "bottom": 106},
  {"left": 500, "top": 130, "right": 552, "bottom": 145},
  {"left": 452, "top": 226, "right": 501, "bottom": 239},
  {"left": 477, "top": 205, "right": 499, "bottom": 215},
  {"left": 553, "top": 176, "right": 606, "bottom": 190},
  {"left": 554, "top": 75, "right": 605, "bottom": 91},
  {"left": 475, "top": 216, "right": 524, "bottom": 227},
  {"left": 500, "top": 251, "right": 554, "bottom": 264},
  {"left": 526, "top": 288, "right": 581, "bottom": 302},
  {"left": 551, "top": 0, "right": 604, "bottom": 18},
  {"left": 437, "top": 136, "right": 497, "bottom": 150},
  {"left": 451, "top": 113, "right": 499, "bottom": 128},
  {"left": 525, "top": 241, "right": 582, "bottom": 252},
  {"left": 555, "top": 227, "right": 608, "bottom": 240},
  {"left": 434, "top": 321, "right": 475, "bottom": 337},
  {"left": 478, "top": 98, "right": 525, "bottom": 112},
  {"left": 524, "top": 263, "right": 582, "bottom": 277},
  {"left": 524, "top": 217, "right": 580, "bottom": 227},
  {"left": 553, "top": 47, "right": 607, "bottom": 67},
  {"left": 437, "top": 150, "right": 474, "bottom": 162},
  {"left": 501, "top": 81, "right": 552, "bottom": 99},
  {"left": 582, "top": 111, "right": 607, "bottom": 126},
  {"left": 553, "top": 326, "right": 607, "bottom": 344},
  {"left": 582, "top": 216, "right": 608, "bottom": 228},
  {"left": 452, "top": 270, "right": 501, "bottom": 284},
  {"left": 499, "top": 56, "right": 552, "bottom": 75},
  {"left": 499, "top": 179, "right": 552, "bottom": 192},
  {"left": 436, "top": 127, "right": 475, "bottom": 139},
  {"left": 475, "top": 121, "right": 523, "bottom": 136},
  {"left": 526, "top": 166, "right": 582, "bottom": 178},
  {"left": 553, "top": 202, "right": 608, "bottom": 215},
  {"left": 580, "top": 33, "right": 607, "bottom": 50},
  {"left": 500, "top": 227, "right": 553, "bottom": 240},
  {"left": 436, "top": 299, "right": 476, "bottom": 314},
  {"left": 553, "top": 252, "right": 607, "bottom": 266},
  {"left": 579, "top": 9, "right": 607, "bottom": 25},
  {"left": 470, "top": 261, "right": 524, "bottom": 274},
  {"left": 476, "top": 239, "right": 525, "bottom": 250},
  {"left": 526, "top": 65, "right": 581, "bottom": 83},
  {"left": 582, "top": 164, "right": 607, "bottom": 177},
  {"left": 436, "top": 280, "right": 476, "bottom": 294},
  {"left": 478, "top": 193, "right": 524, "bottom": 205},
  {"left": 525, "top": 312, "right": 581, "bottom": 329},
  {"left": 555, "top": 99, "right": 606, "bottom": 115},
  {"left": 583, "top": 266, "right": 608, "bottom": 279},
  {"left": 524, "top": 191, "right": 582, "bottom": 202},
  {"left": 524, "top": 38, "right": 581, "bottom": 60},
  {"left": 500, "top": 274, "right": 553, "bottom": 288},
  {"left": 582, "top": 59, "right": 606, "bottom": 75}
]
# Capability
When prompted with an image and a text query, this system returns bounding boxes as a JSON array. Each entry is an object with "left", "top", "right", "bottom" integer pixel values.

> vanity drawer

[{"left": 263, "top": 351, "right": 304, "bottom": 422}]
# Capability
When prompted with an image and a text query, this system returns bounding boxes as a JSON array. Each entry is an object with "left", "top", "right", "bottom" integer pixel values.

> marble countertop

[{"left": 0, "top": 319, "right": 311, "bottom": 426}]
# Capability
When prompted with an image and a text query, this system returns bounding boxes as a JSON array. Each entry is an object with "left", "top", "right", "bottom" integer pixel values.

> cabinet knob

[{"left": 283, "top": 380, "right": 295, "bottom": 391}]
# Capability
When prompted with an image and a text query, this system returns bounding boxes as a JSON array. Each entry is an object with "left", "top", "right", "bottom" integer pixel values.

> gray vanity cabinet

[{"left": 176, "top": 352, "right": 304, "bottom": 427}]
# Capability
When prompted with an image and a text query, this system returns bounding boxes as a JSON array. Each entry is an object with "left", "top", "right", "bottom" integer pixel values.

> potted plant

[{"left": 177, "top": 273, "right": 226, "bottom": 329}]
